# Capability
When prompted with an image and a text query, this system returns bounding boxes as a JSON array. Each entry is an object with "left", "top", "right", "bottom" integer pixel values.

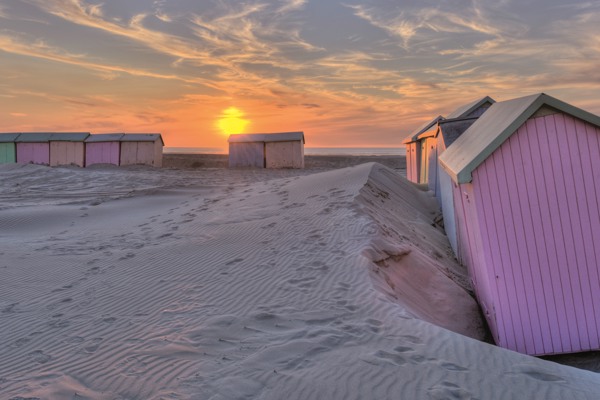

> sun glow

[{"left": 217, "top": 107, "right": 249, "bottom": 135}]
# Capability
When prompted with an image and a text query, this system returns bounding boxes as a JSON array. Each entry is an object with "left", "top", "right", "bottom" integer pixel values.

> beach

[{"left": 1, "top": 155, "right": 599, "bottom": 399}]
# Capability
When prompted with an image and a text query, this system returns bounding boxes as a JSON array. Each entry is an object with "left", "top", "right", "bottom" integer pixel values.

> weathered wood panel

[
  {"left": 85, "top": 142, "right": 120, "bottom": 166},
  {"left": 406, "top": 143, "right": 420, "bottom": 183},
  {"left": 265, "top": 141, "right": 304, "bottom": 168},
  {"left": 420, "top": 140, "right": 429, "bottom": 184},
  {"left": 16, "top": 143, "right": 50, "bottom": 165},
  {"left": 426, "top": 137, "right": 437, "bottom": 193},
  {"left": 50, "top": 142, "right": 85, "bottom": 167},
  {"left": 0, "top": 143, "right": 16, "bottom": 163},
  {"left": 229, "top": 142, "right": 264, "bottom": 168},
  {"left": 120, "top": 142, "right": 161, "bottom": 166},
  {"left": 469, "top": 112, "right": 600, "bottom": 355}
]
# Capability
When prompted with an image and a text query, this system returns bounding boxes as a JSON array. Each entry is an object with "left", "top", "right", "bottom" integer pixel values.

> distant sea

[{"left": 164, "top": 147, "right": 406, "bottom": 156}]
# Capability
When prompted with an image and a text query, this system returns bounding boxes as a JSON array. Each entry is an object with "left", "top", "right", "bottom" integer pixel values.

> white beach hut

[
  {"left": 119, "top": 134, "right": 164, "bottom": 167},
  {"left": 402, "top": 116, "right": 443, "bottom": 184},
  {"left": 228, "top": 132, "right": 305, "bottom": 168},
  {"left": 49, "top": 132, "right": 90, "bottom": 167}
]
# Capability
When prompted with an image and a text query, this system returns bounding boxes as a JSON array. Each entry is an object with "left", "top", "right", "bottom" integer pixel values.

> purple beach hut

[
  {"left": 439, "top": 93, "right": 600, "bottom": 356},
  {"left": 15, "top": 133, "right": 52, "bottom": 165},
  {"left": 85, "top": 133, "right": 124, "bottom": 166}
]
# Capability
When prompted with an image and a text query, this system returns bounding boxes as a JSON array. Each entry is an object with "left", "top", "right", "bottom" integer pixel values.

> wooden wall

[
  {"left": 229, "top": 142, "right": 264, "bottom": 168},
  {"left": 16, "top": 143, "right": 50, "bottom": 165},
  {"left": 0, "top": 143, "right": 16, "bottom": 163},
  {"left": 265, "top": 141, "right": 304, "bottom": 168},
  {"left": 121, "top": 141, "right": 162, "bottom": 166},
  {"left": 405, "top": 143, "right": 417, "bottom": 183},
  {"left": 85, "top": 142, "right": 120, "bottom": 166},
  {"left": 461, "top": 112, "right": 600, "bottom": 355},
  {"left": 50, "top": 142, "right": 85, "bottom": 167}
]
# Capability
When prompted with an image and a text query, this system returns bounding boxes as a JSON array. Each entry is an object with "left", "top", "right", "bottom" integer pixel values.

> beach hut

[
  {"left": 228, "top": 132, "right": 305, "bottom": 168},
  {"left": 85, "top": 133, "right": 124, "bottom": 166},
  {"left": 49, "top": 132, "right": 90, "bottom": 167},
  {"left": 402, "top": 116, "right": 443, "bottom": 183},
  {"left": 435, "top": 117, "right": 482, "bottom": 256},
  {"left": 420, "top": 97, "right": 495, "bottom": 191},
  {"left": 119, "top": 134, "right": 164, "bottom": 167},
  {"left": 439, "top": 93, "right": 600, "bottom": 356},
  {"left": 0, "top": 133, "right": 20, "bottom": 164},
  {"left": 15, "top": 133, "right": 52, "bottom": 165}
]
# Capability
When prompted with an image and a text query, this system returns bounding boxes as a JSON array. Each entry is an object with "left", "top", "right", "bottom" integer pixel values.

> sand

[{"left": 0, "top": 156, "right": 599, "bottom": 399}]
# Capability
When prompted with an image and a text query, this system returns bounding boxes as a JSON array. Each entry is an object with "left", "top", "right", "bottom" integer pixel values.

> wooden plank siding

[
  {"left": 466, "top": 112, "right": 600, "bottom": 355},
  {"left": 265, "top": 141, "right": 304, "bottom": 168},
  {"left": 16, "top": 143, "right": 50, "bottom": 165},
  {"left": 426, "top": 137, "right": 438, "bottom": 193},
  {"left": 229, "top": 142, "right": 265, "bottom": 168},
  {"left": 85, "top": 142, "right": 120, "bottom": 166},
  {"left": 50, "top": 141, "right": 85, "bottom": 167},
  {"left": 406, "top": 142, "right": 420, "bottom": 183},
  {"left": 0, "top": 143, "right": 16, "bottom": 163}
]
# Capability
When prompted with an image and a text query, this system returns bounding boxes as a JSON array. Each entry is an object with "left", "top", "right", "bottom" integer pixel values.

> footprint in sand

[
  {"left": 28, "top": 350, "right": 51, "bottom": 364},
  {"left": 427, "top": 381, "right": 473, "bottom": 400}
]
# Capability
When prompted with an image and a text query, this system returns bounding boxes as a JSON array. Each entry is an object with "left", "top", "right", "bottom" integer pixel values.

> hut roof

[
  {"left": 445, "top": 96, "right": 495, "bottom": 119},
  {"left": 0, "top": 133, "right": 21, "bottom": 142},
  {"left": 416, "top": 126, "right": 438, "bottom": 140},
  {"left": 402, "top": 115, "right": 444, "bottom": 144},
  {"left": 49, "top": 132, "right": 90, "bottom": 142},
  {"left": 85, "top": 133, "right": 125, "bottom": 142},
  {"left": 15, "top": 133, "right": 54, "bottom": 142},
  {"left": 439, "top": 93, "right": 600, "bottom": 184},
  {"left": 120, "top": 133, "right": 164, "bottom": 145},
  {"left": 228, "top": 132, "right": 305, "bottom": 144}
]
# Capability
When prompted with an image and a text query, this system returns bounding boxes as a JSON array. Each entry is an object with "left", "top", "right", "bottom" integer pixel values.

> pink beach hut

[
  {"left": 49, "top": 132, "right": 90, "bottom": 167},
  {"left": 439, "top": 93, "right": 600, "bottom": 356},
  {"left": 402, "top": 116, "right": 443, "bottom": 184},
  {"left": 119, "top": 134, "right": 164, "bottom": 167},
  {"left": 15, "top": 133, "right": 52, "bottom": 165},
  {"left": 85, "top": 133, "right": 124, "bottom": 166}
]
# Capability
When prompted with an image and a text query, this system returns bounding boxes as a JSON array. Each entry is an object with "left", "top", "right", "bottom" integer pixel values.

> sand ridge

[{"left": 0, "top": 162, "right": 599, "bottom": 399}]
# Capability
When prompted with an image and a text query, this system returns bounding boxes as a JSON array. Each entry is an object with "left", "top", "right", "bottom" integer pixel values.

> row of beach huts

[
  {"left": 0, "top": 133, "right": 163, "bottom": 167},
  {"left": 403, "top": 93, "right": 600, "bottom": 357}
]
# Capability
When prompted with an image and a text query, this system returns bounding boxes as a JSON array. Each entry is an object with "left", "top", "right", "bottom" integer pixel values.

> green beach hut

[{"left": 0, "top": 133, "right": 20, "bottom": 164}]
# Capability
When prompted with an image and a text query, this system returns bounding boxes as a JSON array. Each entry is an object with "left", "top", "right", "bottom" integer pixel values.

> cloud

[{"left": 10, "top": 112, "right": 27, "bottom": 117}]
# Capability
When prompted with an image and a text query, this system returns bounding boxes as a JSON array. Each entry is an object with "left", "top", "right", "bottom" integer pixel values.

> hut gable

[
  {"left": 445, "top": 96, "right": 495, "bottom": 120},
  {"left": 0, "top": 133, "right": 20, "bottom": 164},
  {"left": 402, "top": 115, "right": 444, "bottom": 144},
  {"left": 439, "top": 93, "right": 600, "bottom": 184}
]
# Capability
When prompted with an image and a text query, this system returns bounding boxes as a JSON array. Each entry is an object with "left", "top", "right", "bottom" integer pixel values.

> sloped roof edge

[
  {"left": 402, "top": 115, "right": 444, "bottom": 144},
  {"left": 439, "top": 93, "right": 600, "bottom": 184},
  {"left": 228, "top": 132, "right": 305, "bottom": 143}
]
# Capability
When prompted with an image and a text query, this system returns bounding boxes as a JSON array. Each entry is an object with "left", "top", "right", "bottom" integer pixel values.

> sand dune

[{"left": 1, "top": 162, "right": 599, "bottom": 399}]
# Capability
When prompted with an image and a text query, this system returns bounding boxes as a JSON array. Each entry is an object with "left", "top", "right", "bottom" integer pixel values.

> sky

[{"left": 1, "top": 0, "right": 599, "bottom": 149}]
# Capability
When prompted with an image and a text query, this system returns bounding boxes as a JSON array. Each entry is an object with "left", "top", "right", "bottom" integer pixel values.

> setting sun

[{"left": 217, "top": 107, "right": 250, "bottom": 135}]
